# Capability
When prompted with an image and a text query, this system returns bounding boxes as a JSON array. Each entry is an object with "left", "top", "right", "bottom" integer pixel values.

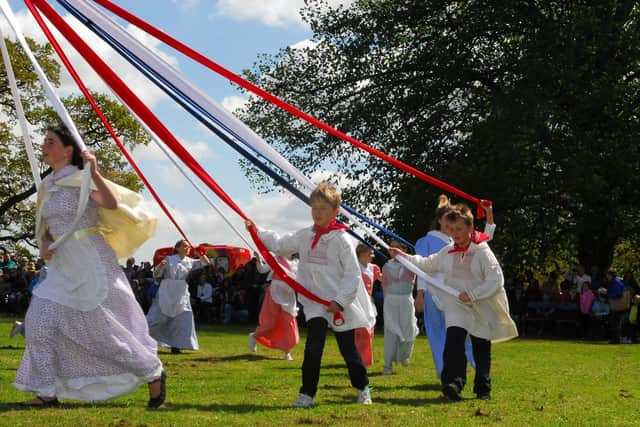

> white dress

[
  {"left": 146, "top": 254, "right": 199, "bottom": 350},
  {"left": 14, "top": 178, "right": 162, "bottom": 401}
]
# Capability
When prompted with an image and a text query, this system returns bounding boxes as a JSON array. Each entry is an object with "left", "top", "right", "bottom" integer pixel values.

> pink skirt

[{"left": 254, "top": 287, "right": 299, "bottom": 352}]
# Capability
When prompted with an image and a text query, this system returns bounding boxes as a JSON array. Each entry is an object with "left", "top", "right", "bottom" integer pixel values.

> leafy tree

[
  {"left": 239, "top": 0, "right": 640, "bottom": 274},
  {"left": 0, "top": 38, "right": 150, "bottom": 252}
]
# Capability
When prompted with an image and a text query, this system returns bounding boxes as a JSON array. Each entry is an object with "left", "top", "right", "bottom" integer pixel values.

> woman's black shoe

[
  {"left": 170, "top": 347, "right": 181, "bottom": 354},
  {"left": 148, "top": 370, "right": 166, "bottom": 409}
]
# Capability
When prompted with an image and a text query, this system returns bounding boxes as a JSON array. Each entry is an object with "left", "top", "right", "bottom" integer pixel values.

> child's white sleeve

[
  {"left": 258, "top": 229, "right": 301, "bottom": 256},
  {"left": 407, "top": 251, "right": 443, "bottom": 275},
  {"left": 467, "top": 250, "right": 504, "bottom": 301},
  {"left": 483, "top": 223, "right": 497, "bottom": 241},
  {"left": 332, "top": 240, "right": 361, "bottom": 310}
]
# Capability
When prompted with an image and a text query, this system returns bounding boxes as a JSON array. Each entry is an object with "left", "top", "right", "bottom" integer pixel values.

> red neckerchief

[
  {"left": 448, "top": 230, "right": 490, "bottom": 254},
  {"left": 311, "top": 218, "right": 348, "bottom": 249}
]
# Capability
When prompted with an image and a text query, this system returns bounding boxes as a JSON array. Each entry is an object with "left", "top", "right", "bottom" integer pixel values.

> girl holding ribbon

[
  {"left": 147, "top": 239, "right": 209, "bottom": 354},
  {"left": 14, "top": 124, "right": 165, "bottom": 408},
  {"left": 246, "top": 182, "right": 376, "bottom": 408}
]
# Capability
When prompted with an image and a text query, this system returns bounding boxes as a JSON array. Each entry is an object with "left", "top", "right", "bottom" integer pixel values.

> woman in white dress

[
  {"left": 147, "top": 240, "right": 208, "bottom": 353},
  {"left": 14, "top": 124, "right": 165, "bottom": 408},
  {"left": 381, "top": 240, "right": 419, "bottom": 374}
]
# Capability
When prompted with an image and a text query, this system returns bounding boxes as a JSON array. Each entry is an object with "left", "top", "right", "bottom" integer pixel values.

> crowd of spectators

[
  {"left": 506, "top": 264, "right": 639, "bottom": 343},
  {"left": 3, "top": 248, "right": 638, "bottom": 346},
  {"left": 122, "top": 255, "right": 270, "bottom": 326},
  {"left": 0, "top": 252, "right": 46, "bottom": 317}
]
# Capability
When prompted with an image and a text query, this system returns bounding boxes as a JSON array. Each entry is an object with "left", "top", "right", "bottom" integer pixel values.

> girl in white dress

[
  {"left": 14, "top": 125, "right": 165, "bottom": 408},
  {"left": 381, "top": 240, "right": 419, "bottom": 374}
]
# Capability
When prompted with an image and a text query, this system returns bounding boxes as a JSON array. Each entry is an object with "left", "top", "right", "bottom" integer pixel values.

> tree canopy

[
  {"left": 239, "top": 0, "right": 640, "bottom": 275},
  {"left": 0, "top": 37, "right": 150, "bottom": 253}
]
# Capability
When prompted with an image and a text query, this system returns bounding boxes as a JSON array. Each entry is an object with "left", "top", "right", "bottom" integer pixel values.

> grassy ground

[{"left": 0, "top": 317, "right": 639, "bottom": 426}]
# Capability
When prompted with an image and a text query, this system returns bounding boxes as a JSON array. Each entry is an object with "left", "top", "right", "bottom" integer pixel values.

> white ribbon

[
  {"left": 0, "top": 0, "right": 91, "bottom": 251},
  {"left": 0, "top": 26, "right": 40, "bottom": 189}
]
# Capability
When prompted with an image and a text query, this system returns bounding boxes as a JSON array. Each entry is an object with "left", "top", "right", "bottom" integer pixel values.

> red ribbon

[
  {"left": 24, "top": 0, "right": 191, "bottom": 246},
  {"left": 87, "top": 0, "right": 489, "bottom": 218},
  {"left": 29, "top": 0, "right": 346, "bottom": 324}
]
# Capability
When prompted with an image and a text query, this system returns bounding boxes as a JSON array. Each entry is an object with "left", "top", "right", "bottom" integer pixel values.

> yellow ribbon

[{"left": 71, "top": 226, "right": 112, "bottom": 240}]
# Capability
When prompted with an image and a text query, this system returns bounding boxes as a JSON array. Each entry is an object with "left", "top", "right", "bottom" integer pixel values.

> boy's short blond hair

[{"left": 309, "top": 182, "right": 341, "bottom": 210}]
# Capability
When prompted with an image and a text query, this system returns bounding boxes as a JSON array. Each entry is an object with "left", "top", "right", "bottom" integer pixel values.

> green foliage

[
  {"left": 0, "top": 320, "right": 639, "bottom": 426},
  {"left": 238, "top": 0, "right": 640, "bottom": 274},
  {"left": 0, "top": 38, "right": 151, "bottom": 251}
]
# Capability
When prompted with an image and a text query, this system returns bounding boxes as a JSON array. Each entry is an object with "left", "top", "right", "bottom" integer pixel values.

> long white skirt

[
  {"left": 14, "top": 275, "right": 162, "bottom": 401},
  {"left": 383, "top": 293, "right": 419, "bottom": 366}
]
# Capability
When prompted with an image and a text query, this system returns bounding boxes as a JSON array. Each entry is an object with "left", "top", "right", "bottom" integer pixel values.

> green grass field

[{"left": 0, "top": 317, "right": 638, "bottom": 426}]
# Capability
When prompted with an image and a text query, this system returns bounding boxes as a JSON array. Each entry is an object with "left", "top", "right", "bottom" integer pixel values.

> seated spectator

[
  {"left": 508, "top": 282, "right": 528, "bottom": 333},
  {"left": 196, "top": 273, "right": 215, "bottom": 323},
  {"left": 224, "top": 282, "right": 249, "bottom": 324},
  {"left": 591, "top": 288, "right": 610, "bottom": 339},
  {"left": 606, "top": 269, "right": 628, "bottom": 344},
  {"left": 578, "top": 282, "right": 595, "bottom": 339}
]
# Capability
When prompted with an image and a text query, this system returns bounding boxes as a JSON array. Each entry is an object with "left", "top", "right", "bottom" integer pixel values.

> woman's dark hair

[
  {"left": 172, "top": 239, "right": 186, "bottom": 255},
  {"left": 47, "top": 123, "right": 83, "bottom": 169}
]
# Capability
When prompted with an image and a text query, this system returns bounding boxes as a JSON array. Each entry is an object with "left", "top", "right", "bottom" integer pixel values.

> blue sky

[{"left": 2, "top": 0, "right": 355, "bottom": 262}]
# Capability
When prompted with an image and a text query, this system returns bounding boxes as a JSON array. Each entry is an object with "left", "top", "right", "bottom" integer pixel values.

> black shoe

[
  {"left": 442, "top": 383, "right": 462, "bottom": 401},
  {"left": 19, "top": 396, "right": 59, "bottom": 407},
  {"left": 148, "top": 370, "right": 166, "bottom": 409},
  {"left": 171, "top": 347, "right": 182, "bottom": 354},
  {"left": 476, "top": 393, "right": 491, "bottom": 401}
]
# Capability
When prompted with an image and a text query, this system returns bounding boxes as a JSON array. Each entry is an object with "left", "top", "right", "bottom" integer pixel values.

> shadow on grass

[
  {"left": 0, "top": 345, "right": 24, "bottom": 350},
  {"left": 190, "top": 354, "right": 270, "bottom": 363},
  {"left": 159, "top": 402, "right": 290, "bottom": 412}
]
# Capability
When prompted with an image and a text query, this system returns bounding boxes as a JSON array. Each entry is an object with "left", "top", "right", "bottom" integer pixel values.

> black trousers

[
  {"left": 300, "top": 317, "right": 369, "bottom": 397},
  {"left": 441, "top": 326, "right": 491, "bottom": 395}
]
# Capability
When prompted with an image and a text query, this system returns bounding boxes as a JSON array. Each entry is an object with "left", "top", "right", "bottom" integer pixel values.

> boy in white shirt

[{"left": 246, "top": 183, "right": 376, "bottom": 407}]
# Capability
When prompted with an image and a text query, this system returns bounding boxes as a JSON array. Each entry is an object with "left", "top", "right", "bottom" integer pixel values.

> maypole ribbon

[
  {"left": 57, "top": 0, "right": 462, "bottom": 299},
  {"left": 58, "top": 0, "right": 413, "bottom": 252},
  {"left": 59, "top": 0, "right": 413, "bottom": 254},
  {"left": 0, "top": 27, "right": 41, "bottom": 189},
  {"left": 23, "top": 0, "right": 191, "bottom": 247},
  {"left": 88, "top": 0, "right": 489, "bottom": 219},
  {"left": 30, "top": 0, "right": 345, "bottom": 325},
  {"left": 0, "top": 0, "right": 91, "bottom": 253}
]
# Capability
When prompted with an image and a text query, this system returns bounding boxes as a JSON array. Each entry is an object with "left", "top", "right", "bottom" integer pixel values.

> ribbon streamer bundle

[{"left": 0, "top": 0, "right": 492, "bottom": 311}]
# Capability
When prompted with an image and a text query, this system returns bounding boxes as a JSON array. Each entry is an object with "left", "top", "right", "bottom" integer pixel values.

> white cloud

[
  {"left": 214, "top": 0, "right": 355, "bottom": 28},
  {"left": 0, "top": 9, "right": 178, "bottom": 107},
  {"left": 133, "top": 190, "right": 310, "bottom": 262},
  {"left": 290, "top": 39, "right": 318, "bottom": 50},
  {"left": 221, "top": 95, "right": 249, "bottom": 113}
]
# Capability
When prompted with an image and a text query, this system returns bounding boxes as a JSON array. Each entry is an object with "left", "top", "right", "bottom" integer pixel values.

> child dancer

[
  {"left": 390, "top": 204, "right": 516, "bottom": 401},
  {"left": 249, "top": 252, "right": 300, "bottom": 360},
  {"left": 246, "top": 183, "right": 376, "bottom": 407},
  {"left": 354, "top": 244, "right": 378, "bottom": 367},
  {"left": 414, "top": 195, "right": 495, "bottom": 379},
  {"left": 381, "top": 240, "right": 419, "bottom": 375}
]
